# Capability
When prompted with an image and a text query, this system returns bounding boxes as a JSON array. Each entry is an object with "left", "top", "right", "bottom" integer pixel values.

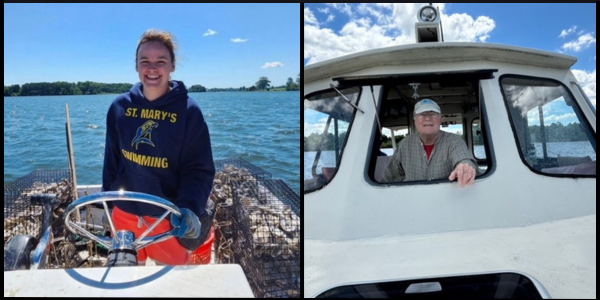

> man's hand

[{"left": 448, "top": 162, "right": 476, "bottom": 187}]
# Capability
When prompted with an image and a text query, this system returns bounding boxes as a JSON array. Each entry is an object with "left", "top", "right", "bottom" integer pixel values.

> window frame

[
  {"left": 304, "top": 86, "right": 362, "bottom": 194},
  {"left": 367, "top": 70, "right": 497, "bottom": 186},
  {"left": 498, "top": 74, "right": 596, "bottom": 178}
]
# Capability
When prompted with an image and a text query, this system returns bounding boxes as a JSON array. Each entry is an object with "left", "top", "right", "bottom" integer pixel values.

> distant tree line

[
  {"left": 189, "top": 84, "right": 207, "bottom": 93},
  {"left": 191, "top": 74, "right": 299, "bottom": 92},
  {"left": 305, "top": 132, "right": 407, "bottom": 151},
  {"left": 528, "top": 122, "right": 588, "bottom": 142},
  {"left": 472, "top": 122, "right": 587, "bottom": 145},
  {"left": 381, "top": 134, "right": 405, "bottom": 148},
  {"left": 285, "top": 74, "right": 300, "bottom": 91},
  {"left": 4, "top": 81, "right": 133, "bottom": 96},
  {"left": 4, "top": 74, "right": 300, "bottom": 96},
  {"left": 304, "top": 132, "right": 347, "bottom": 152}
]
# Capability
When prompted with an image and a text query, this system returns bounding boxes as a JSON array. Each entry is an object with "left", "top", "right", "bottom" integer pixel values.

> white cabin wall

[
  {"left": 305, "top": 42, "right": 595, "bottom": 300},
  {"left": 305, "top": 60, "right": 596, "bottom": 241}
]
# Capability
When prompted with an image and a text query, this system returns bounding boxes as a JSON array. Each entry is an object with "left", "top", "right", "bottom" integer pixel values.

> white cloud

[
  {"left": 442, "top": 13, "right": 495, "bottom": 42},
  {"left": 304, "top": 121, "right": 326, "bottom": 136},
  {"left": 261, "top": 62, "right": 284, "bottom": 68},
  {"left": 231, "top": 38, "right": 248, "bottom": 43},
  {"left": 304, "top": 4, "right": 594, "bottom": 109},
  {"left": 559, "top": 26, "right": 577, "bottom": 38},
  {"left": 561, "top": 33, "right": 596, "bottom": 52},
  {"left": 357, "top": 3, "right": 393, "bottom": 24},
  {"left": 304, "top": 4, "right": 496, "bottom": 65},
  {"left": 304, "top": 7, "right": 318, "bottom": 25},
  {"left": 316, "top": 6, "right": 336, "bottom": 23},
  {"left": 327, "top": 3, "right": 353, "bottom": 18},
  {"left": 304, "top": 117, "right": 350, "bottom": 136},
  {"left": 203, "top": 29, "right": 217, "bottom": 36},
  {"left": 543, "top": 112, "right": 577, "bottom": 124},
  {"left": 571, "top": 69, "right": 596, "bottom": 107},
  {"left": 317, "top": 7, "right": 329, "bottom": 14}
]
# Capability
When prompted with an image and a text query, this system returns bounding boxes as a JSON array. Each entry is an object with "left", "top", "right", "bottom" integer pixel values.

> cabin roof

[{"left": 304, "top": 42, "right": 577, "bottom": 83}]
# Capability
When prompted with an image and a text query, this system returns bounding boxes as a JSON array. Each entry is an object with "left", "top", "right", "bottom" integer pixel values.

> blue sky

[
  {"left": 4, "top": 3, "right": 299, "bottom": 89},
  {"left": 304, "top": 3, "right": 596, "bottom": 108}
]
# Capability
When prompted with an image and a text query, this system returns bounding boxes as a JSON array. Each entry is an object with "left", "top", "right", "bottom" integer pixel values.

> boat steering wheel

[{"left": 63, "top": 191, "right": 181, "bottom": 260}]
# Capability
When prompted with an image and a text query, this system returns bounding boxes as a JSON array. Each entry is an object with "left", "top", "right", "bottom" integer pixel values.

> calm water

[{"left": 4, "top": 92, "right": 300, "bottom": 195}]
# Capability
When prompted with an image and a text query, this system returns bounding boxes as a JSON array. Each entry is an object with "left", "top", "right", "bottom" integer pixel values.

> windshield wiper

[{"left": 330, "top": 83, "right": 364, "bottom": 114}]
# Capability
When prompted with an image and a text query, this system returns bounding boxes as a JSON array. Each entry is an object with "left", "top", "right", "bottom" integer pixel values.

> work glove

[
  {"left": 173, "top": 201, "right": 214, "bottom": 250},
  {"left": 170, "top": 208, "right": 201, "bottom": 240}
]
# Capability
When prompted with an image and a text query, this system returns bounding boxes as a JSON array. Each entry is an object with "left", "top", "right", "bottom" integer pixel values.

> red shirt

[{"left": 424, "top": 144, "right": 434, "bottom": 159}]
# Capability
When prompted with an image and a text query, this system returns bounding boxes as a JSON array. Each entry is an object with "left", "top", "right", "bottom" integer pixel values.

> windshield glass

[
  {"left": 501, "top": 76, "right": 596, "bottom": 176},
  {"left": 304, "top": 86, "right": 361, "bottom": 193}
]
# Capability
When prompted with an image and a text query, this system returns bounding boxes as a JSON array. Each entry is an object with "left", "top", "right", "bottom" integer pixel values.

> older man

[{"left": 380, "top": 99, "right": 479, "bottom": 187}]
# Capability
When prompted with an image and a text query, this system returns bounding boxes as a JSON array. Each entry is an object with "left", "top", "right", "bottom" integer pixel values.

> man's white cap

[{"left": 414, "top": 99, "right": 441, "bottom": 114}]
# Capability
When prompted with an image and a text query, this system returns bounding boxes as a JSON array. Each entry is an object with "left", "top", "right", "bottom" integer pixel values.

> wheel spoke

[
  {"left": 102, "top": 200, "right": 116, "bottom": 235},
  {"left": 63, "top": 191, "right": 181, "bottom": 253},
  {"left": 68, "top": 220, "right": 112, "bottom": 248},
  {"left": 134, "top": 210, "right": 170, "bottom": 244}
]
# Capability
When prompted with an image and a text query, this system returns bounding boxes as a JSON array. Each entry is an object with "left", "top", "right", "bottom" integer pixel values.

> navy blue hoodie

[{"left": 102, "top": 81, "right": 215, "bottom": 218}]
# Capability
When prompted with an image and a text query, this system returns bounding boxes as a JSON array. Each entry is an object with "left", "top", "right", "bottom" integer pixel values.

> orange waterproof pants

[{"left": 111, "top": 206, "right": 189, "bottom": 265}]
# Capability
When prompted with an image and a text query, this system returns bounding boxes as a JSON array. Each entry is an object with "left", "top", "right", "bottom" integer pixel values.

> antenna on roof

[{"left": 415, "top": 5, "right": 442, "bottom": 43}]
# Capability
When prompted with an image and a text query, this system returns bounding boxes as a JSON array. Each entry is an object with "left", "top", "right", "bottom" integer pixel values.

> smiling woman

[
  {"left": 102, "top": 28, "right": 216, "bottom": 265},
  {"left": 135, "top": 29, "right": 177, "bottom": 101}
]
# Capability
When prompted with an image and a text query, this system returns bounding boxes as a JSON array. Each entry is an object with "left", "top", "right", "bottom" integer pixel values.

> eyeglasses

[{"left": 415, "top": 112, "right": 441, "bottom": 119}]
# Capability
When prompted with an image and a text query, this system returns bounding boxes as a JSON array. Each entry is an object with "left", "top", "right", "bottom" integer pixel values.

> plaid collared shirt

[{"left": 380, "top": 130, "right": 480, "bottom": 183}]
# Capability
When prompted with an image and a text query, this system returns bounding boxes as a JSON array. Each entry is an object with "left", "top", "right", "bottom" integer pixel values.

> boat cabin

[{"left": 304, "top": 5, "right": 596, "bottom": 299}]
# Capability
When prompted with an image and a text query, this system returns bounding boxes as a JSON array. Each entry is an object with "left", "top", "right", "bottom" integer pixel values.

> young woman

[{"left": 102, "top": 29, "right": 215, "bottom": 265}]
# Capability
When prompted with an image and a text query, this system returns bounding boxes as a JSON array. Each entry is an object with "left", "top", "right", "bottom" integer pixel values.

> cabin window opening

[
  {"left": 500, "top": 75, "right": 596, "bottom": 176},
  {"left": 304, "top": 86, "right": 361, "bottom": 193},
  {"left": 373, "top": 77, "right": 489, "bottom": 184}
]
